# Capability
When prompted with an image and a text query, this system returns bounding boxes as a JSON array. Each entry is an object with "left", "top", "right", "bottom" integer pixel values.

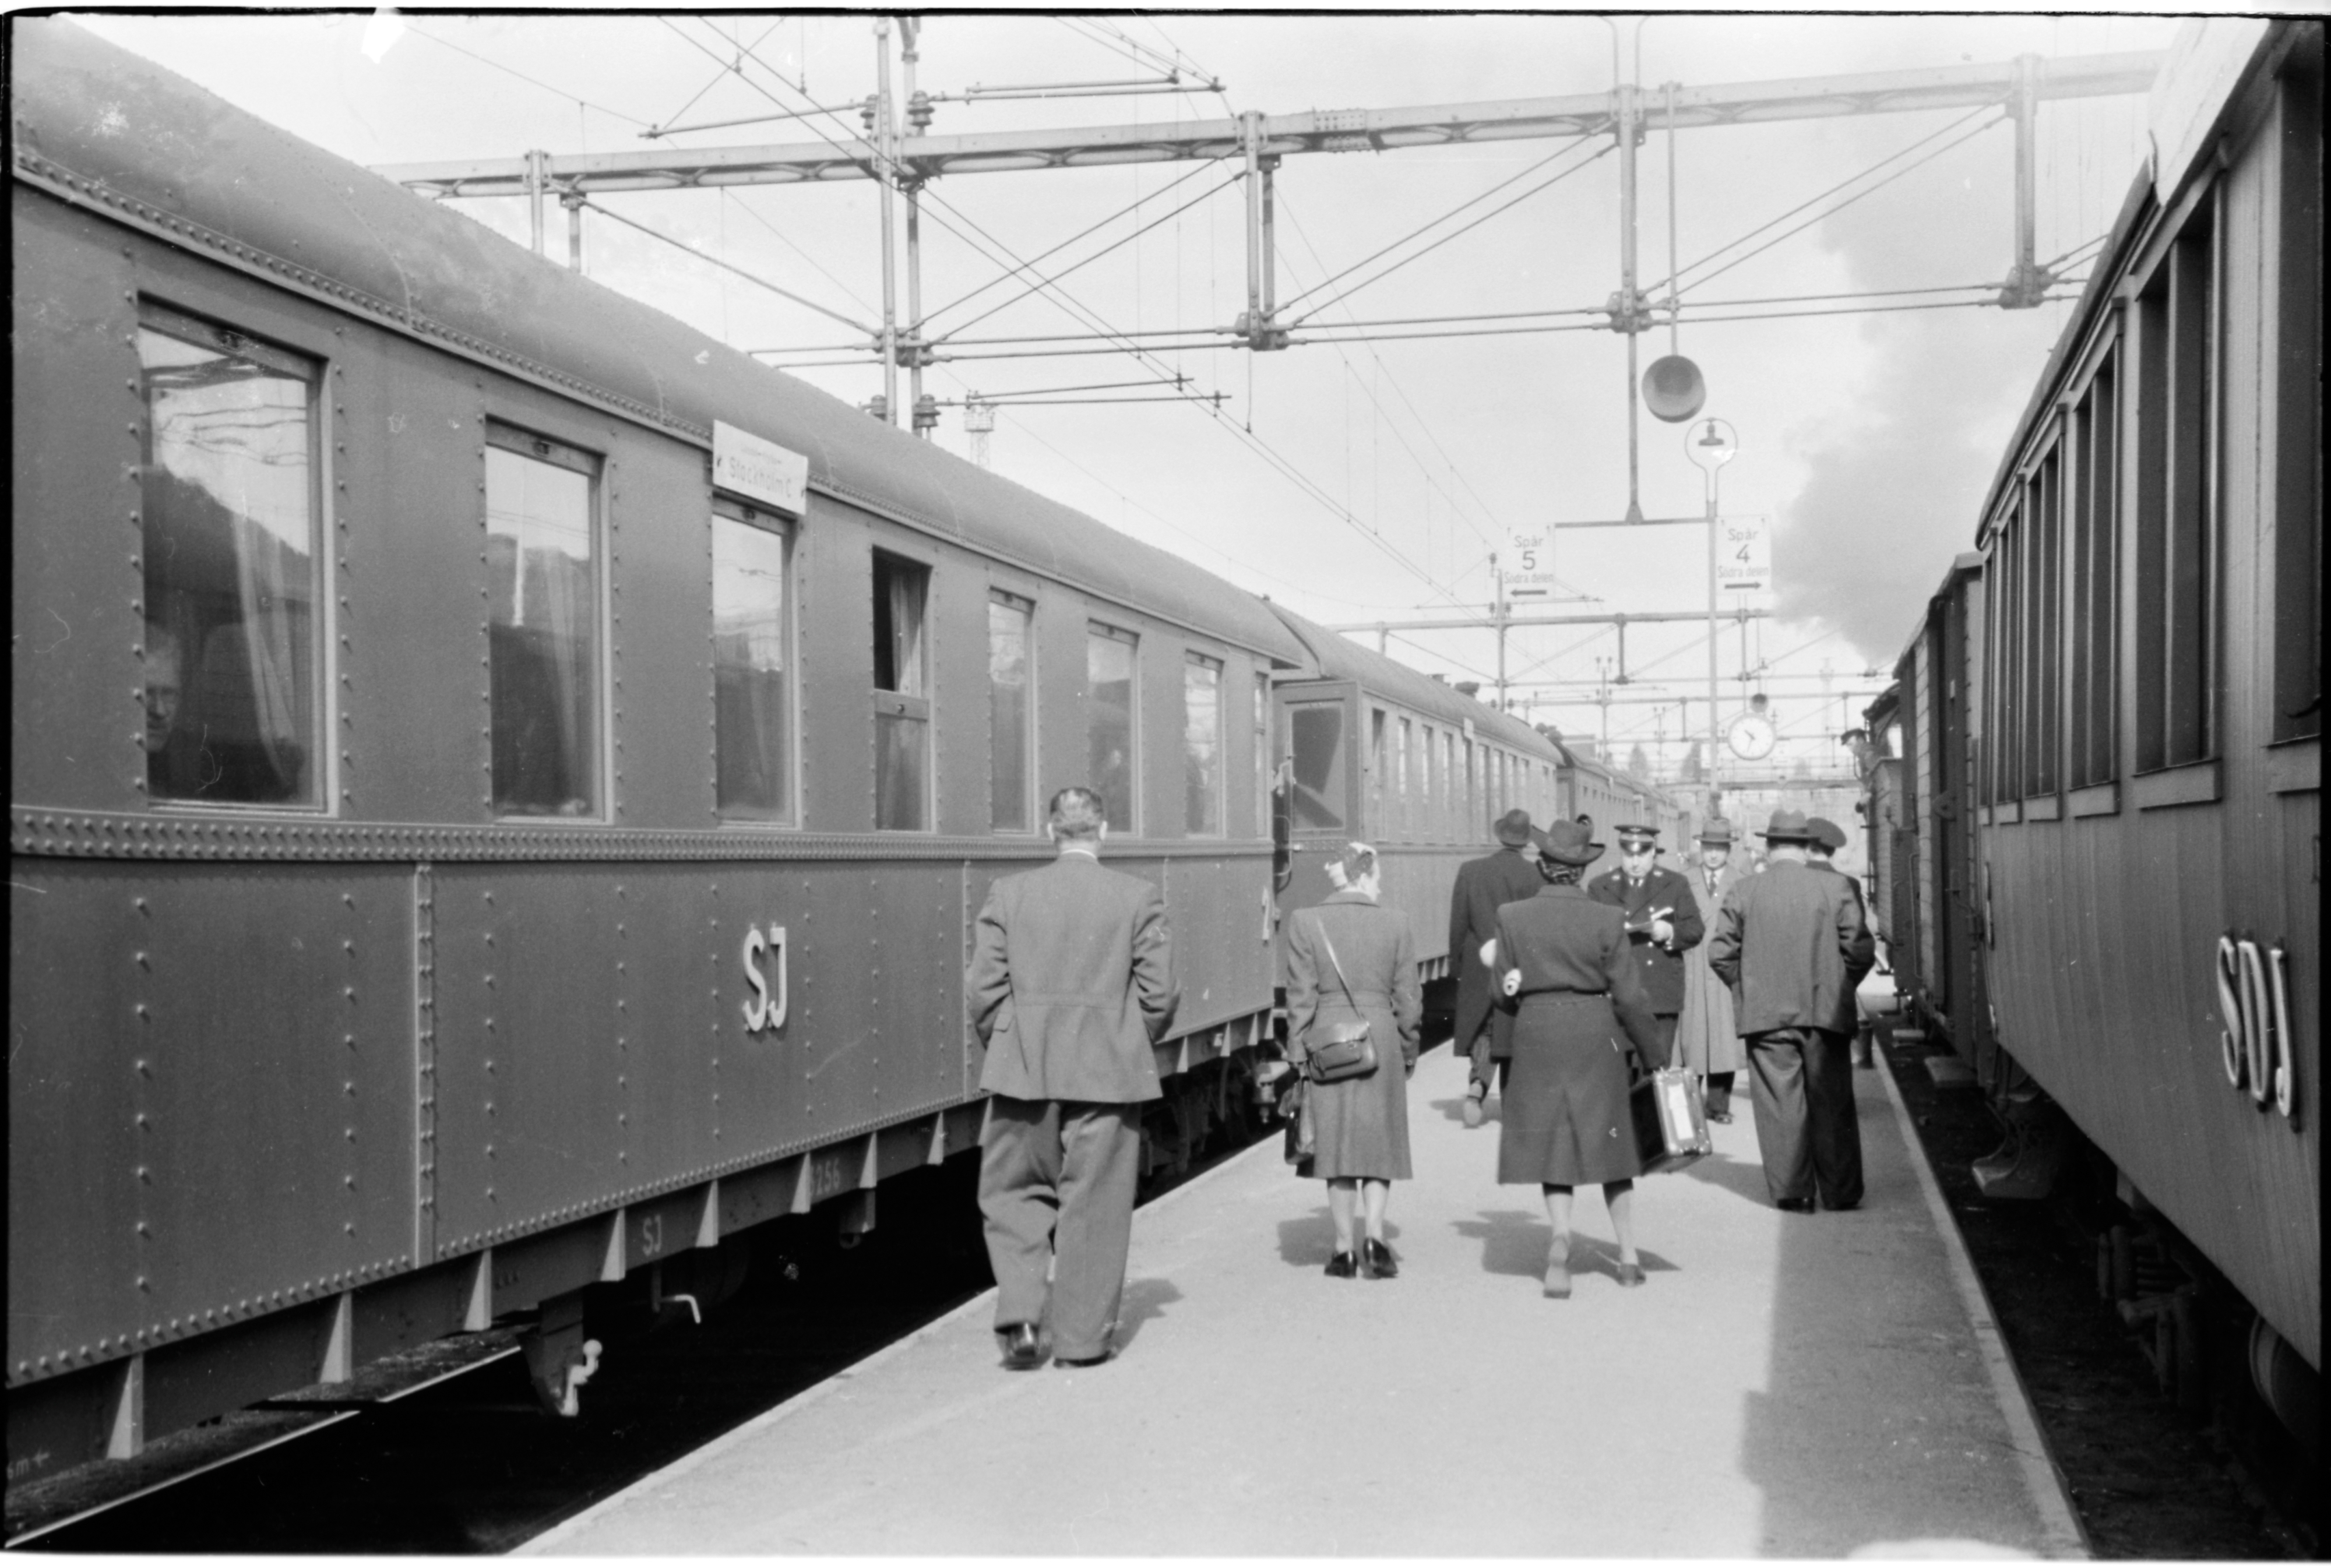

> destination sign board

[{"left": 713, "top": 421, "right": 809, "bottom": 515}]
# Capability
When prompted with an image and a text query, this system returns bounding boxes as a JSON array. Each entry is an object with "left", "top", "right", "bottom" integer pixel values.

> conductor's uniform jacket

[{"left": 1584, "top": 863, "right": 1705, "bottom": 1017}]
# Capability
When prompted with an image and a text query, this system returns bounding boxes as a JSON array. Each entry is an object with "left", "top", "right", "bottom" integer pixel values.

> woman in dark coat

[
  {"left": 1489, "top": 819, "right": 1666, "bottom": 1297},
  {"left": 1286, "top": 841, "right": 1422, "bottom": 1281}
]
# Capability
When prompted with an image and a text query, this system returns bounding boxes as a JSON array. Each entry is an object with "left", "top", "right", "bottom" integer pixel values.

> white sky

[{"left": 71, "top": 8, "right": 2188, "bottom": 775}]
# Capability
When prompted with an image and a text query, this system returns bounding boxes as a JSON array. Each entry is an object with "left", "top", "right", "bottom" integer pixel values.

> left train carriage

[{"left": 9, "top": 20, "right": 1308, "bottom": 1478}]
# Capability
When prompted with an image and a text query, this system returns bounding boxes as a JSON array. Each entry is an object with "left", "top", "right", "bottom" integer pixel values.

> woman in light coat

[
  {"left": 1286, "top": 842, "right": 1421, "bottom": 1281},
  {"left": 1674, "top": 818, "right": 1745, "bottom": 1121}
]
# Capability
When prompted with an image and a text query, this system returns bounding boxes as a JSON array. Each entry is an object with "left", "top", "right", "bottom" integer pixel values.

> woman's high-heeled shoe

[
  {"left": 1543, "top": 1234, "right": 1572, "bottom": 1298},
  {"left": 1325, "top": 1250, "right": 1358, "bottom": 1279},
  {"left": 1362, "top": 1238, "right": 1398, "bottom": 1279},
  {"left": 1616, "top": 1262, "right": 1646, "bottom": 1288}
]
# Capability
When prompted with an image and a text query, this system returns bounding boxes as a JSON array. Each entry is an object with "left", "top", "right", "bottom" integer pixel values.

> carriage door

[{"left": 1273, "top": 682, "right": 1360, "bottom": 939}]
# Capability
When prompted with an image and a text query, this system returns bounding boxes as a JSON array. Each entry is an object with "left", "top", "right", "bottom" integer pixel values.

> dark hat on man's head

[
  {"left": 1615, "top": 822, "right": 1659, "bottom": 847},
  {"left": 1534, "top": 819, "right": 1601, "bottom": 866},
  {"left": 1696, "top": 816, "right": 1735, "bottom": 845},
  {"left": 1494, "top": 809, "right": 1533, "bottom": 847},
  {"left": 1805, "top": 816, "right": 1849, "bottom": 852},
  {"left": 1760, "top": 809, "right": 1816, "bottom": 843}
]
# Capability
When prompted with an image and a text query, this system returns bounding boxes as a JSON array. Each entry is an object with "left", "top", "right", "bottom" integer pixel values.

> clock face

[{"left": 1727, "top": 714, "right": 1777, "bottom": 760}]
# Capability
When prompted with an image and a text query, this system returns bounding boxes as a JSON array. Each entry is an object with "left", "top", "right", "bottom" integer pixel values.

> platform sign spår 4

[{"left": 1716, "top": 515, "right": 1770, "bottom": 596}]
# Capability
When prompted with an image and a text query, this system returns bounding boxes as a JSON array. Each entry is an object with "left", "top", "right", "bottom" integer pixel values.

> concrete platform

[{"left": 529, "top": 1042, "right": 2083, "bottom": 1558}]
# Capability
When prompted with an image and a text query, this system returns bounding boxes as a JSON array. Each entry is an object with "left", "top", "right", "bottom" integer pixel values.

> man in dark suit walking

[
  {"left": 1586, "top": 823, "right": 1705, "bottom": 1074},
  {"left": 1448, "top": 809, "right": 1543, "bottom": 1127},
  {"left": 965, "top": 786, "right": 1178, "bottom": 1369},
  {"left": 1805, "top": 816, "right": 1875, "bottom": 1066},
  {"left": 1706, "top": 810, "right": 1876, "bottom": 1213}
]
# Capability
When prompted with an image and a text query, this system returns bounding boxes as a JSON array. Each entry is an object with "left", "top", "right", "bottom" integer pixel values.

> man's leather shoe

[
  {"left": 1462, "top": 1090, "right": 1485, "bottom": 1128},
  {"left": 998, "top": 1323, "right": 1044, "bottom": 1370},
  {"left": 1776, "top": 1197, "right": 1817, "bottom": 1214},
  {"left": 1362, "top": 1238, "right": 1398, "bottom": 1279},
  {"left": 1707, "top": 1109, "right": 1734, "bottom": 1124},
  {"left": 1054, "top": 1346, "right": 1114, "bottom": 1369},
  {"left": 1325, "top": 1250, "right": 1359, "bottom": 1279}
]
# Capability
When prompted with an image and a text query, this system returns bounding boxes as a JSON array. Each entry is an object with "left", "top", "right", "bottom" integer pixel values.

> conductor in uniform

[
  {"left": 1449, "top": 809, "right": 1543, "bottom": 1126},
  {"left": 1585, "top": 823, "right": 1703, "bottom": 1074},
  {"left": 1706, "top": 809, "right": 1876, "bottom": 1213},
  {"left": 964, "top": 785, "right": 1178, "bottom": 1370}
]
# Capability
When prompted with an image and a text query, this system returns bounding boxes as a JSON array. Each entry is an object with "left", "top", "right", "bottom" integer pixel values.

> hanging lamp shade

[{"left": 1642, "top": 354, "right": 1707, "bottom": 423}]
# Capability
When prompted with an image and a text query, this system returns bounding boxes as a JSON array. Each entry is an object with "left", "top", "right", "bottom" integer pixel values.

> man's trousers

[
  {"left": 978, "top": 1095, "right": 1142, "bottom": 1361},
  {"left": 1742, "top": 1027, "right": 1862, "bottom": 1208}
]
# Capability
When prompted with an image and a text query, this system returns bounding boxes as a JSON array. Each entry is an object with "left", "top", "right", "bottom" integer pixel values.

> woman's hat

[
  {"left": 1493, "top": 808, "right": 1533, "bottom": 847},
  {"left": 1697, "top": 817, "right": 1735, "bottom": 845},
  {"left": 1533, "top": 819, "right": 1601, "bottom": 866},
  {"left": 1760, "top": 809, "right": 1817, "bottom": 843}
]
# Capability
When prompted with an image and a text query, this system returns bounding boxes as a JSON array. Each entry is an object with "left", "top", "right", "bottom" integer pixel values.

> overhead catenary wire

[
  {"left": 402, "top": 21, "right": 653, "bottom": 129},
  {"left": 712, "top": 29, "right": 1476, "bottom": 611},
  {"left": 578, "top": 199, "right": 875, "bottom": 334}
]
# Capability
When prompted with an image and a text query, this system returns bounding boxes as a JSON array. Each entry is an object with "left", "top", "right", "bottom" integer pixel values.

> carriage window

[
  {"left": 2134, "top": 209, "right": 2217, "bottom": 771},
  {"left": 1421, "top": 724, "right": 1438, "bottom": 840},
  {"left": 2273, "top": 61, "right": 2322, "bottom": 744},
  {"left": 1288, "top": 701, "right": 1346, "bottom": 832},
  {"left": 1444, "top": 731, "right": 1459, "bottom": 840},
  {"left": 872, "top": 552, "right": 930, "bottom": 830},
  {"left": 1086, "top": 623, "right": 1137, "bottom": 832},
  {"left": 1464, "top": 739, "right": 1477, "bottom": 836},
  {"left": 1369, "top": 707, "right": 1387, "bottom": 833},
  {"left": 1253, "top": 671, "right": 1272, "bottom": 837},
  {"left": 1396, "top": 717, "right": 1414, "bottom": 841},
  {"left": 988, "top": 591, "right": 1034, "bottom": 833},
  {"left": 2026, "top": 448, "right": 2063, "bottom": 796},
  {"left": 2069, "top": 359, "right": 2121, "bottom": 785},
  {"left": 486, "top": 427, "right": 600, "bottom": 818},
  {"left": 1184, "top": 652, "right": 1223, "bottom": 836},
  {"left": 713, "top": 500, "right": 792, "bottom": 821},
  {"left": 138, "top": 304, "right": 321, "bottom": 808}
]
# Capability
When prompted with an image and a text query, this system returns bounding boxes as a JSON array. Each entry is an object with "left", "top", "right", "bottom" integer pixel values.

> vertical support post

[
  {"left": 525, "top": 149, "right": 547, "bottom": 256},
  {"left": 1664, "top": 82, "right": 1681, "bottom": 355},
  {"left": 1706, "top": 469, "right": 1721, "bottom": 811},
  {"left": 901, "top": 17, "right": 926, "bottom": 435},
  {"left": 1617, "top": 82, "right": 1643, "bottom": 524},
  {"left": 564, "top": 192, "right": 584, "bottom": 272},
  {"left": 1493, "top": 555, "right": 1510, "bottom": 713},
  {"left": 1260, "top": 156, "right": 1279, "bottom": 324},
  {"left": 1241, "top": 111, "right": 1266, "bottom": 345},
  {"left": 875, "top": 17, "right": 899, "bottom": 424},
  {"left": 2013, "top": 54, "right": 2040, "bottom": 292}
]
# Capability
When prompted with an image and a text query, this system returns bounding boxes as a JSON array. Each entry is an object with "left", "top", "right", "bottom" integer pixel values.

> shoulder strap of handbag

[{"left": 1315, "top": 917, "right": 1359, "bottom": 1010}]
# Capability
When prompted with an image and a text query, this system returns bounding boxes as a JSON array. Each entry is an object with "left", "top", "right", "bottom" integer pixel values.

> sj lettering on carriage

[{"left": 740, "top": 924, "right": 789, "bottom": 1033}]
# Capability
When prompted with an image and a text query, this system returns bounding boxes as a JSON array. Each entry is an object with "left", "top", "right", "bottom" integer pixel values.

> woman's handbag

[
  {"left": 1304, "top": 922, "right": 1379, "bottom": 1084},
  {"left": 1282, "top": 1077, "right": 1317, "bottom": 1165}
]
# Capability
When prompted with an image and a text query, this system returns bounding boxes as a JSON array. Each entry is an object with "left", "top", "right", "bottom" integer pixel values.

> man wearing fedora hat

[
  {"left": 1674, "top": 816, "right": 1747, "bottom": 1122},
  {"left": 1804, "top": 817, "right": 1874, "bottom": 1066},
  {"left": 1586, "top": 823, "right": 1704, "bottom": 1077},
  {"left": 1707, "top": 809, "right": 1876, "bottom": 1212},
  {"left": 1448, "top": 808, "right": 1544, "bottom": 1126}
]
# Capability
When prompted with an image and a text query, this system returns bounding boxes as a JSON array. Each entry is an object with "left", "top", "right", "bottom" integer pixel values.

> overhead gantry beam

[{"left": 372, "top": 51, "right": 2164, "bottom": 198}]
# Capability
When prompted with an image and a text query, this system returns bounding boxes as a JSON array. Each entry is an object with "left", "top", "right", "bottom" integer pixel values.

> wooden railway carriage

[
  {"left": 1958, "top": 18, "right": 2319, "bottom": 1389},
  {"left": 9, "top": 21, "right": 1325, "bottom": 1477}
]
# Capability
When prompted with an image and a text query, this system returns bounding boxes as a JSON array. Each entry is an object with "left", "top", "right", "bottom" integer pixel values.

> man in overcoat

[
  {"left": 1585, "top": 823, "right": 1704, "bottom": 1074},
  {"left": 965, "top": 785, "right": 1178, "bottom": 1369},
  {"left": 1448, "top": 808, "right": 1543, "bottom": 1127},
  {"left": 1706, "top": 809, "right": 1876, "bottom": 1212},
  {"left": 1674, "top": 818, "right": 1746, "bottom": 1120},
  {"left": 1805, "top": 817, "right": 1874, "bottom": 1065}
]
